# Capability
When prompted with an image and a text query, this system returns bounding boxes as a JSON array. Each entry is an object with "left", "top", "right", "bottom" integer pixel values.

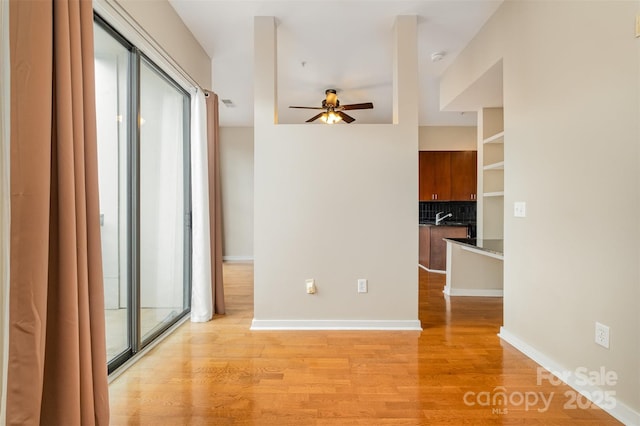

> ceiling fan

[{"left": 289, "top": 89, "right": 374, "bottom": 124}]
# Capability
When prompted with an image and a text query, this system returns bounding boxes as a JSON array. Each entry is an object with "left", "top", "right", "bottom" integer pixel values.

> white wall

[
  {"left": 442, "top": 1, "right": 640, "bottom": 421},
  {"left": 419, "top": 126, "right": 476, "bottom": 151},
  {"left": 220, "top": 127, "right": 254, "bottom": 261},
  {"left": 252, "top": 16, "right": 419, "bottom": 328},
  {"left": 216, "top": 129, "right": 477, "bottom": 260},
  {"left": 113, "top": 0, "right": 211, "bottom": 89}
]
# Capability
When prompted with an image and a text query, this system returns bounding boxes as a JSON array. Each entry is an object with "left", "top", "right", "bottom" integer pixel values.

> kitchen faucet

[{"left": 435, "top": 211, "right": 453, "bottom": 225}]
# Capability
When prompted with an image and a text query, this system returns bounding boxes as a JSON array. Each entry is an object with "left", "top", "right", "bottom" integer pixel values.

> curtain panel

[
  {"left": 1, "top": 0, "right": 11, "bottom": 422},
  {"left": 191, "top": 88, "right": 226, "bottom": 321},
  {"left": 190, "top": 88, "right": 213, "bottom": 322},
  {"left": 205, "top": 91, "right": 225, "bottom": 315},
  {"left": 8, "top": 0, "right": 109, "bottom": 424}
]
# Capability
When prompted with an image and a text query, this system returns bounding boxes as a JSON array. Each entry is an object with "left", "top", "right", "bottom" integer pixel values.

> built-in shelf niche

[
  {"left": 483, "top": 131, "right": 504, "bottom": 144},
  {"left": 483, "top": 165, "right": 503, "bottom": 195},
  {"left": 478, "top": 107, "right": 504, "bottom": 240},
  {"left": 483, "top": 161, "right": 504, "bottom": 170}
]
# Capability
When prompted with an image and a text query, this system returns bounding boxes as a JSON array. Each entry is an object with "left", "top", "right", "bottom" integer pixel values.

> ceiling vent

[{"left": 221, "top": 98, "right": 234, "bottom": 107}]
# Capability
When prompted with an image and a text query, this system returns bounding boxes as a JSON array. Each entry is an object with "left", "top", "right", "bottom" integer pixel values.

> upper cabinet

[
  {"left": 450, "top": 151, "right": 478, "bottom": 201},
  {"left": 419, "top": 151, "right": 451, "bottom": 201},
  {"left": 419, "top": 151, "right": 477, "bottom": 201}
]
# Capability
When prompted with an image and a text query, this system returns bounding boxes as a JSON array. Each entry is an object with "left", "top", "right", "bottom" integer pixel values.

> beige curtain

[
  {"left": 0, "top": 0, "right": 10, "bottom": 422},
  {"left": 8, "top": 0, "right": 110, "bottom": 424},
  {"left": 205, "top": 91, "right": 225, "bottom": 314}
]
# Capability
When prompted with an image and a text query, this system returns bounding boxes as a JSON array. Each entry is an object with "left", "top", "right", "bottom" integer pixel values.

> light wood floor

[
  {"left": 105, "top": 308, "right": 183, "bottom": 360},
  {"left": 108, "top": 263, "right": 620, "bottom": 425}
]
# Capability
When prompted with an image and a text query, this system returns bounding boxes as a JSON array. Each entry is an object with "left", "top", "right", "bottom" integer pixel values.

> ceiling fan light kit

[
  {"left": 289, "top": 89, "right": 374, "bottom": 124},
  {"left": 320, "top": 110, "right": 342, "bottom": 124}
]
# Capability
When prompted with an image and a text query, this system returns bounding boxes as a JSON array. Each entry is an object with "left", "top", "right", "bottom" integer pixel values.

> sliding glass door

[
  {"left": 94, "top": 21, "right": 131, "bottom": 364},
  {"left": 94, "top": 16, "right": 191, "bottom": 373},
  {"left": 139, "top": 58, "right": 191, "bottom": 344}
]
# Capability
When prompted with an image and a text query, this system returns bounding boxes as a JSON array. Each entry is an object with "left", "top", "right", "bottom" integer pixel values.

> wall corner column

[
  {"left": 253, "top": 16, "right": 277, "bottom": 127},
  {"left": 392, "top": 15, "right": 418, "bottom": 126}
]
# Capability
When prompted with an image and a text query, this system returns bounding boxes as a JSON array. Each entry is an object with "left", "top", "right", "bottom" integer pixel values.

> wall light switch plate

[
  {"left": 306, "top": 279, "right": 316, "bottom": 294},
  {"left": 357, "top": 279, "right": 368, "bottom": 293},
  {"left": 514, "top": 201, "right": 526, "bottom": 218}
]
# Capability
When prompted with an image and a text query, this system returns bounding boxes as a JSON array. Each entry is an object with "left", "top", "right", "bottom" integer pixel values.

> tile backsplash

[{"left": 419, "top": 201, "right": 477, "bottom": 224}]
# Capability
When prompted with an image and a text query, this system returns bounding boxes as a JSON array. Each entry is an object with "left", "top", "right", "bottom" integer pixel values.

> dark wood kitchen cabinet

[
  {"left": 450, "top": 151, "right": 477, "bottom": 201},
  {"left": 419, "top": 151, "right": 451, "bottom": 201},
  {"left": 419, "top": 225, "right": 469, "bottom": 271},
  {"left": 419, "top": 151, "right": 477, "bottom": 201}
]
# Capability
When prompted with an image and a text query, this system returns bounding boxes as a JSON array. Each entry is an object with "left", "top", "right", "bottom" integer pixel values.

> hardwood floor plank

[{"left": 108, "top": 262, "right": 621, "bottom": 424}]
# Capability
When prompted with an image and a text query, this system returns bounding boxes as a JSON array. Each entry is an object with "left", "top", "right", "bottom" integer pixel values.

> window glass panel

[
  {"left": 139, "top": 59, "right": 188, "bottom": 342},
  {"left": 94, "top": 22, "right": 130, "bottom": 363}
]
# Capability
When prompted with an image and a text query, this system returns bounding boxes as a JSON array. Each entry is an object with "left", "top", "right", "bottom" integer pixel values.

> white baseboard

[
  {"left": 251, "top": 319, "right": 423, "bottom": 331},
  {"left": 499, "top": 327, "right": 640, "bottom": 426},
  {"left": 418, "top": 264, "right": 446, "bottom": 274},
  {"left": 443, "top": 285, "right": 503, "bottom": 297},
  {"left": 223, "top": 256, "right": 254, "bottom": 262}
]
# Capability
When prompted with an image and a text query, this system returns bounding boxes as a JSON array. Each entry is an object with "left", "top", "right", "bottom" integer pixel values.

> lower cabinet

[{"left": 419, "top": 225, "right": 468, "bottom": 271}]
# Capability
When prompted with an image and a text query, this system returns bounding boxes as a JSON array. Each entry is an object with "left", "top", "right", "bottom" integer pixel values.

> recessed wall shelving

[
  {"left": 479, "top": 107, "right": 504, "bottom": 240},
  {"left": 483, "top": 131, "right": 504, "bottom": 145},
  {"left": 483, "top": 161, "right": 504, "bottom": 171}
]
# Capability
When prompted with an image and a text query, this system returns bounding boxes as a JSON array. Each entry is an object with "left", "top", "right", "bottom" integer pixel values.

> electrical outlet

[
  {"left": 514, "top": 201, "right": 526, "bottom": 218},
  {"left": 357, "top": 279, "right": 368, "bottom": 293},
  {"left": 306, "top": 279, "right": 316, "bottom": 294},
  {"left": 595, "top": 322, "right": 610, "bottom": 348}
]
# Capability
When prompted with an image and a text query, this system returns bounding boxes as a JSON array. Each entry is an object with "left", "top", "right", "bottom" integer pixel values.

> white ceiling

[{"left": 168, "top": 0, "right": 503, "bottom": 127}]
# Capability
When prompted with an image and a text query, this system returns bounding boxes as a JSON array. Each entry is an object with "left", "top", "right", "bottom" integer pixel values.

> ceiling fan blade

[
  {"left": 290, "top": 106, "right": 326, "bottom": 110},
  {"left": 306, "top": 112, "right": 325, "bottom": 123},
  {"left": 337, "top": 111, "right": 355, "bottom": 123},
  {"left": 341, "top": 102, "right": 374, "bottom": 111}
]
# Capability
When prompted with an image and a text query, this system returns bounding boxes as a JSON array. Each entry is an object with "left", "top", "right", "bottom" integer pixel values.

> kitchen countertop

[
  {"left": 444, "top": 238, "right": 503, "bottom": 257},
  {"left": 419, "top": 221, "right": 473, "bottom": 227}
]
